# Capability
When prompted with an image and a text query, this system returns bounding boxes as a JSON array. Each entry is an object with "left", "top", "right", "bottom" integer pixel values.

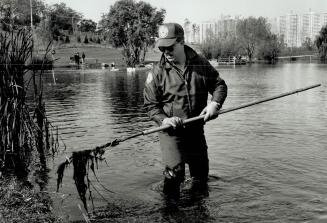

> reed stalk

[{"left": 0, "top": 28, "right": 58, "bottom": 179}]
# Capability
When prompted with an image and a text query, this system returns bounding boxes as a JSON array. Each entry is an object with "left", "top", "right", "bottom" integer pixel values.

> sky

[{"left": 43, "top": 0, "right": 327, "bottom": 24}]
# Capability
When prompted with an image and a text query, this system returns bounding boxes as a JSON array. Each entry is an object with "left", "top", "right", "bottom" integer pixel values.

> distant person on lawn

[
  {"left": 82, "top": 52, "right": 85, "bottom": 64},
  {"left": 74, "top": 52, "right": 80, "bottom": 65}
]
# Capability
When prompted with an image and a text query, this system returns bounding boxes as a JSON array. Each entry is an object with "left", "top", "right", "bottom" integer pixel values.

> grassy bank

[
  {"left": 49, "top": 43, "right": 162, "bottom": 68},
  {"left": 0, "top": 28, "right": 62, "bottom": 223},
  {"left": 41, "top": 42, "right": 203, "bottom": 69},
  {"left": 0, "top": 177, "right": 62, "bottom": 223}
]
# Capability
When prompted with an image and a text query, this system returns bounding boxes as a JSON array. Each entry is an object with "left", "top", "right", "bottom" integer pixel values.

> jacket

[{"left": 144, "top": 45, "right": 227, "bottom": 127}]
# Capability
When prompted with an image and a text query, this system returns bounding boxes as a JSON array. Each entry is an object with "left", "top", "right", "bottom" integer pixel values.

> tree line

[
  {"left": 198, "top": 16, "right": 327, "bottom": 62},
  {"left": 0, "top": 1, "right": 95, "bottom": 36},
  {"left": 0, "top": 0, "right": 166, "bottom": 67},
  {"left": 1, "top": 0, "right": 326, "bottom": 65}
]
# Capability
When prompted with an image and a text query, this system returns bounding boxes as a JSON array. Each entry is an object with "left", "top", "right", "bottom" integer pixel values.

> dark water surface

[{"left": 44, "top": 63, "right": 326, "bottom": 222}]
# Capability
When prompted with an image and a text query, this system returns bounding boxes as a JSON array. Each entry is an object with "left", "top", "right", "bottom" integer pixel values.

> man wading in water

[{"left": 144, "top": 23, "right": 227, "bottom": 198}]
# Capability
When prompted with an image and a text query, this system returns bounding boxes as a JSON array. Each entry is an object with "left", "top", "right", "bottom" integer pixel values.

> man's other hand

[{"left": 200, "top": 101, "right": 221, "bottom": 122}]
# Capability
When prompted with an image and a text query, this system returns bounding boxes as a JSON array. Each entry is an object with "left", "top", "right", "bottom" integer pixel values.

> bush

[{"left": 77, "top": 35, "right": 81, "bottom": 43}]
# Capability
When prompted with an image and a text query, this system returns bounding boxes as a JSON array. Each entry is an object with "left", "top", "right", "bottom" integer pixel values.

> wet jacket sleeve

[
  {"left": 203, "top": 58, "right": 228, "bottom": 106},
  {"left": 143, "top": 70, "right": 168, "bottom": 126}
]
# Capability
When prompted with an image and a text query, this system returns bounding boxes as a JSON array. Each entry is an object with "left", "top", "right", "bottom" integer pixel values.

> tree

[
  {"left": 0, "top": 0, "right": 46, "bottom": 30},
  {"left": 257, "top": 34, "right": 284, "bottom": 63},
  {"left": 303, "top": 37, "right": 315, "bottom": 51},
  {"left": 236, "top": 17, "right": 271, "bottom": 62},
  {"left": 315, "top": 25, "right": 327, "bottom": 61},
  {"left": 200, "top": 29, "right": 220, "bottom": 59},
  {"left": 30, "top": 2, "right": 83, "bottom": 44},
  {"left": 99, "top": 0, "right": 165, "bottom": 67},
  {"left": 78, "top": 19, "right": 97, "bottom": 32},
  {"left": 200, "top": 37, "right": 215, "bottom": 59},
  {"left": 200, "top": 32, "right": 241, "bottom": 60},
  {"left": 47, "top": 3, "right": 82, "bottom": 38}
]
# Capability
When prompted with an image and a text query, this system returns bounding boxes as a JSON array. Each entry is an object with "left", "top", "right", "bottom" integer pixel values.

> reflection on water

[{"left": 43, "top": 63, "right": 327, "bottom": 222}]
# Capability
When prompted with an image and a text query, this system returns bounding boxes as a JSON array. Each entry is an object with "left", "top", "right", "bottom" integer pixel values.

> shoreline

[
  {"left": 49, "top": 44, "right": 161, "bottom": 69},
  {"left": 0, "top": 176, "right": 62, "bottom": 223}
]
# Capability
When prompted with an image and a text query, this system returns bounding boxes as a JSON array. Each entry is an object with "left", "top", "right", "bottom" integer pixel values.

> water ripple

[{"left": 43, "top": 64, "right": 327, "bottom": 222}]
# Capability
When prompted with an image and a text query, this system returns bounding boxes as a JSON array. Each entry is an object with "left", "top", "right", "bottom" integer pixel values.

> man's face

[{"left": 159, "top": 41, "right": 184, "bottom": 63}]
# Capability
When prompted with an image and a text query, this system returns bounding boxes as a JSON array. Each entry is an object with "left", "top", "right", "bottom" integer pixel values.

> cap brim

[{"left": 156, "top": 38, "right": 177, "bottom": 48}]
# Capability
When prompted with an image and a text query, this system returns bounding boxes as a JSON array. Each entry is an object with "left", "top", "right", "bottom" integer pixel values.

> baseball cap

[{"left": 156, "top": 23, "right": 184, "bottom": 47}]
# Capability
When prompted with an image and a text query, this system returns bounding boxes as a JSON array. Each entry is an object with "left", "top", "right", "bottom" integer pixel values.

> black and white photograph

[{"left": 0, "top": 0, "right": 326, "bottom": 222}]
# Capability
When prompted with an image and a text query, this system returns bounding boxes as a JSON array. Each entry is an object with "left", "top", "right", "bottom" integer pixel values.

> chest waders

[
  {"left": 159, "top": 61, "right": 211, "bottom": 197},
  {"left": 159, "top": 123, "right": 209, "bottom": 197}
]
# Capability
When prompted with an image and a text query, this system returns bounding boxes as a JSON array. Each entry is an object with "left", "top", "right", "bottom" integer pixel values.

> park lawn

[{"left": 51, "top": 44, "right": 161, "bottom": 68}]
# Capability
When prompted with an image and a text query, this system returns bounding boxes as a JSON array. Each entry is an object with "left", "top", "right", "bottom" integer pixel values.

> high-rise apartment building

[
  {"left": 287, "top": 13, "right": 300, "bottom": 47},
  {"left": 276, "top": 10, "right": 327, "bottom": 47},
  {"left": 321, "top": 13, "right": 327, "bottom": 25},
  {"left": 216, "top": 16, "right": 238, "bottom": 38},
  {"left": 189, "top": 16, "right": 240, "bottom": 44},
  {"left": 187, "top": 11, "right": 327, "bottom": 46},
  {"left": 198, "top": 21, "right": 216, "bottom": 43}
]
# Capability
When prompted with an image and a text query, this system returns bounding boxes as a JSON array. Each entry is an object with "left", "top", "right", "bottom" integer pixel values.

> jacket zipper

[
  {"left": 183, "top": 78, "right": 192, "bottom": 112},
  {"left": 174, "top": 66, "right": 192, "bottom": 113}
]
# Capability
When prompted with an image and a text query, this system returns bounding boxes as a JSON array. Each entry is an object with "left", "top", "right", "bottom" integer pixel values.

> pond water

[{"left": 43, "top": 63, "right": 327, "bottom": 222}]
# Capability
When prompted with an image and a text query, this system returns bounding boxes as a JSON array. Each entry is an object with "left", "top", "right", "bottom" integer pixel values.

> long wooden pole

[
  {"left": 93, "top": 84, "right": 321, "bottom": 151},
  {"left": 141, "top": 83, "right": 321, "bottom": 136}
]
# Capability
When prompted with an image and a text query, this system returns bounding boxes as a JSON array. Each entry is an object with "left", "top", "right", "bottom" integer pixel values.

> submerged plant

[{"left": 56, "top": 140, "right": 118, "bottom": 212}]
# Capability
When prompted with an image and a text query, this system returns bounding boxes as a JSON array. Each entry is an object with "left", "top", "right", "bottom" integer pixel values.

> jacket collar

[{"left": 159, "top": 45, "right": 198, "bottom": 70}]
